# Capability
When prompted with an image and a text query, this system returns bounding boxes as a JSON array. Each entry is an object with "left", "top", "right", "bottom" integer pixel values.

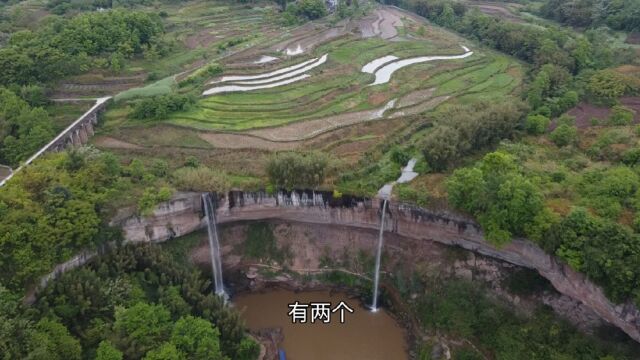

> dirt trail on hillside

[
  {"left": 93, "top": 136, "right": 144, "bottom": 150},
  {"left": 467, "top": 2, "right": 525, "bottom": 24}
]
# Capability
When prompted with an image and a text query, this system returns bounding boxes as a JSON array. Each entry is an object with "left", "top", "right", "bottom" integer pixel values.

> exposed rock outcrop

[{"left": 113, "top": 190, "right": 640, "bottom": 343}]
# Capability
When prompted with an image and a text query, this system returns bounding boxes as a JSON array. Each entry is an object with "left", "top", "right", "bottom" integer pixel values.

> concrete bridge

[{"left": 0, "top": 97, "right": 110, "bottom": 187}]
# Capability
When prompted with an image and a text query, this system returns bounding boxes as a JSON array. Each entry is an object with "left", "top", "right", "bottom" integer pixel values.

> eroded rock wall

[{"left": 114, "top": 191, "right": 640, "bottom": 343}]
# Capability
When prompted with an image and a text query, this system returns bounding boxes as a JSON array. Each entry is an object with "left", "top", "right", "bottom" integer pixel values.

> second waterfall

[
  {"left": 202, "top": 193, "right": 227, "bottom": 298},
  {"left": 371, "top": 199, "right": 388, "bottom": 311}
]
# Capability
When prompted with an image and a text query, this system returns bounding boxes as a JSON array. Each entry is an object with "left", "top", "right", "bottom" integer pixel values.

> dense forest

[
  {"left": 538, "top": 0, "right": 640, "bottom": 31},
  {"left": 1, "top": 244, "right": 259, "bottom": 359},
  {"left": 0, "top": 9, "right": 164, "bottom": 86}
]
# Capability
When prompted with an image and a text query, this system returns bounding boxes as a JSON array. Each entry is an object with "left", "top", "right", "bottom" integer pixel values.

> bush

[
  {"left": 150, "top": 160, "right": 169, "bottom": 178},
  {"left": 266, "top": 151, "right": 329, "bottom": 189},
  {"left": 525, "top": 114, "right": 551, "bottom": 134},
  {"left": 549, "top": 124, "right": 578, "bottom": 147},
  {"left": 184, "top": 156, "right": 200, "bottom": 168},
  {"left": 138, "top": 186, "right": 173, "bottom": 215},
  {"left": 389, "top": 146, "right": 411, "bottom": 165},
  {"left": 421, "top": 101, "right": 524, "bottom": 171},
  {"left": 295, "top": 0, "right": 327, "bottom": 19},
  {"left": 609, "top": 105, "right": 635, "bottom": 126},
  {"left": 130, "top": 93, "right": 196, "bottom": 120},
  {"left": 172, "top": 166, "right": 231, "bottom": 193},
  {"left": 447, "top": 151, "right": 546, "bottom": 245},
  {"left": 622, "top": 148, "right": 640, "bottom": 166},
  {"left": 587, "top": 70, "right": 630, "bottom": 105}
]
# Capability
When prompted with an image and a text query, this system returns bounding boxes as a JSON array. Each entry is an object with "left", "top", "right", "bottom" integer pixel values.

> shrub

[
  {"left": 139, "top": 186, "right": 173, "bottom": 215},
  {"left": 184, "top": 156, "right": 200, "bottom": 168},
  {"left": 151, "top": 160, "right": 169, "bottom": 177},
  {"left": 172, "top": 166, "right": 231, "bottom": 193},
  {"left": 622, "top": 148, "right": 640, "bottom": 166},
  {"left": 389, "top": 146, "right": 411, "bottom": 165},
  {"left": 266, "top": 151, "right": 329, "bottom": 189},
  {"left": 609, "top": 105, "right": 635, "bottom": 126},
  {"left": 525, "top": 114, "right": 551, "bottom": 134},
  {"left": 421, "top": 101, "right": 524, "bottom": 171},
  {"left": 447, "top": 151, "right": 545, "bottom": 245},
  {"left": 130, "top": 93, "right": 196, "bottom": 120},
  {"left": 587, "top": 70, "right": 630, "bottom": 105},
  {"left": 549, "top": 124, "right": 578, "bottom": 147}
]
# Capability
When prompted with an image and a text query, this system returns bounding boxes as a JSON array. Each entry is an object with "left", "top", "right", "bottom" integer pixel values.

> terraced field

[
  {"left": 56, "top": 1, "right": 282, "bottom": 98},
  {"left": 98, "top": 4, "right": 523, "bottom": 160},
  {"left": 166, "top": 39, "right": 520, "bottom": 133}
]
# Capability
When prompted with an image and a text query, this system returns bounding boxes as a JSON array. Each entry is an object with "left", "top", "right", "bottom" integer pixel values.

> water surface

[{"left": 235, "top": 289, "right": 408, "bottom": 360}]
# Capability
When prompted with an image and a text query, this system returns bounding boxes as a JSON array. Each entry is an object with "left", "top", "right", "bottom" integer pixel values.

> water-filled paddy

[{"left": 235, "top": 289, "right": 408, "bottom": 360}]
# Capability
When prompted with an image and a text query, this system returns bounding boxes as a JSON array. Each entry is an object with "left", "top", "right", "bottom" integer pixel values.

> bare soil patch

[
  {"left": 390, "top": 96, "right": 450, "bottom": 117},
  {"left": 396, "top": 88, "right": 435, "bottom": 108},
  {"left": 626, "top": 33, "right": 640, "bottom": 45},
  {"left": 198, "top": 133, "right": 299, "bottom": 150},
  {"left": 93, "top": 136, "right": 143, "bottom": 150},
  {"left": 565, "top": 97, "right": 640, "bottom": 128},
  {"left": 185, "top": 30, "right": 223, "bottom": 49},
  {"left": 53, "top": 73, "right": 146, "bottom": 98}
]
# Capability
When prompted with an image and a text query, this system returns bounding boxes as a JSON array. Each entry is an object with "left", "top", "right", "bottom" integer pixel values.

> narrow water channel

[{"left": 235, "top": 289, "right": 408, "bottom": 360}]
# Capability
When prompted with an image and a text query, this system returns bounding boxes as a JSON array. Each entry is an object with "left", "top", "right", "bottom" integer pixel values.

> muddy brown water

[{"left": 234, "top": 289, "right": 408, "bottom": 360}]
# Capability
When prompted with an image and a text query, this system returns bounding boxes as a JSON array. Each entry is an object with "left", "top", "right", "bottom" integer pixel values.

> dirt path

[
  {"left": 198, "top": 133, "right": 299, "bottom": 150},
  {"left": 467, "top": 2, "right": 525, "bottom": 24},
  {"left": 93, "top": 136, "right": 144, "bottom": 150}
]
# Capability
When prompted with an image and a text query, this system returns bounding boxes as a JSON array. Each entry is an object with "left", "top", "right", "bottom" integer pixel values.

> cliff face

[{"left": 115, "top": 191, "right": 640, "bottom": 343}]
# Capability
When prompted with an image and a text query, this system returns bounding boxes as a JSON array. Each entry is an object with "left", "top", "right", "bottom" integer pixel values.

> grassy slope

[{"left": 164, "top": 33, "right": 521, "bottom": 131}]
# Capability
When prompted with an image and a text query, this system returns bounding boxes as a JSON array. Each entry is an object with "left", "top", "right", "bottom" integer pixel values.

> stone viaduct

[{"left": 0, "top": 97, "right": 111, "bottom": 187}]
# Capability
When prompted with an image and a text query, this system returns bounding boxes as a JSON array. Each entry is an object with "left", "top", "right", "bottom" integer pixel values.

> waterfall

[
  {"left": 371, "top": 199, "right": 388, "bottom": 311},
  {"left": 202, "top": 193, "right": 226, "bottom": 298}
]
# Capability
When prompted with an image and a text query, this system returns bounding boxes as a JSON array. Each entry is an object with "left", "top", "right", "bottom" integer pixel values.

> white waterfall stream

[
  {"left": 371, "top": 158, "right": 419, "bottom": 311},
  {"left": 202, "top": 193, "right": 227, "bottom": 298},
  {"left": 371, "top": 199, "right": 388, "bottom": 312}
]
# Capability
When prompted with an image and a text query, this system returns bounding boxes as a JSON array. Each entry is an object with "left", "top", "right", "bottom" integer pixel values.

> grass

[
  {"left": 114, "top": 76, "right": 177, "bottom": 102},
  {"left": 46, "top": 101, "right": 94, "bottom": 132}
]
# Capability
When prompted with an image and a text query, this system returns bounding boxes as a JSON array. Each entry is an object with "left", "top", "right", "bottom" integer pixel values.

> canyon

[{"left": 108, "top": 190, "right": 640, "bottom": 344}]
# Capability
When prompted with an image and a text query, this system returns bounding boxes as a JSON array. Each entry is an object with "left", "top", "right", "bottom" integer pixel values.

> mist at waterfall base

[{"left": 202, "top": 193, "right": 227, "bottom": 298}]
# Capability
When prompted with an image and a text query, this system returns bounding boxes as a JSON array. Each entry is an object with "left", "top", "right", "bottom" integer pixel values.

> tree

[
  {"left": 236, "top": 337, "right": 261, "bottom": 360},
  {"left": 142, "top": 343, "right": 185, "bottom": 360},
  {"left": 421, "top": 101, "right": 524, "bottom": 171},
  {"left": 587, "top": 70, "right": 629, "bottom": 105},
  {"left": 27, "top": 319, "right": 81, "bottom": 360},
  {"left": 525, "top": 114, "right": 551, "bottom": 135},
  {"left": 438, "top": 3, "right": 456, "bottom": 28},
  {"left": 549, "top": 124, "right": 578, "bottom": 147},
  {"left": 447, "top": 151, "right": 544, "bottom": 245},
  {"left": 0, "top": 286, "right": 31, "bottom": 359},
  {"left": 96, "top": 341, "right": 123, "bottom": 360},
  {"left": 171, "top": 316, "right": 223, "bottom": 360},
  {"left": 114, "top": 303, "right": 172, "bottom": 358},
  {"left": 295, "top": 0, "right": 327, "bottom": 19}
]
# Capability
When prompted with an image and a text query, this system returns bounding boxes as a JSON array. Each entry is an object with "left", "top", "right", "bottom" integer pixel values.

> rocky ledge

[{"left": 114, "top": 190, "right": 640, "bottom": 343}]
